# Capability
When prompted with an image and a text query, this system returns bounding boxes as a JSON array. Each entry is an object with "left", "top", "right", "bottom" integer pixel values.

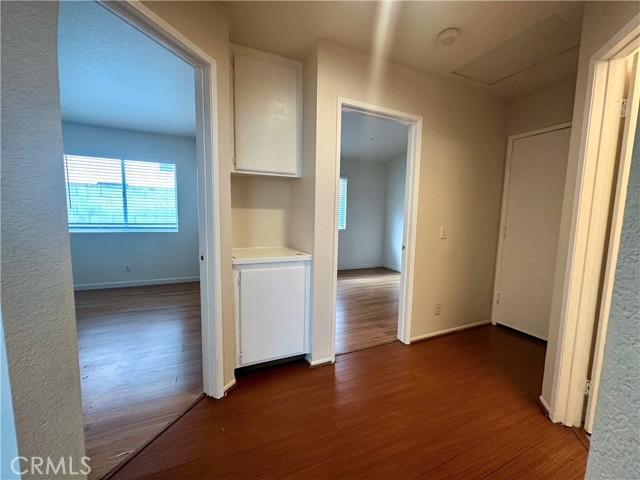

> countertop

[{"left": 231, "top": 247, "right": 312, "bottom": 265}]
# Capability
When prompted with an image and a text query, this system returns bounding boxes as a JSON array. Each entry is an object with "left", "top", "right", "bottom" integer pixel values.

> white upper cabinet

[{"left": 232, "top": 45, "right": 302, "bottom": 177}]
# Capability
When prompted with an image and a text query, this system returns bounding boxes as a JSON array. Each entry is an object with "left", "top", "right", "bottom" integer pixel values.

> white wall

[
  {"left": 586, "top": 100, "right": 640, "bottom": 480},
  {"left": 383, "top": 154, "right": 407, "bottom": 272},
  {"left": 1, "top": 0, "right": 86, "bottom": 472},
  {"left": 338, "top": 159, "right": 387, "bottom": 269},
  {"left": 508, "top": 78, "right": 576, "bottom": 136},
  {"left": 337, "top": 154, "right": 406, "bottom": 271},
  {"left": 62, "top": 122, "right": 199, "bottom": 289},
  {"left": 542, "top": 1, "right": 640, "bottom": 410},
  {"left": 307, "top": 41, "right": 507, "bottom": 363}
]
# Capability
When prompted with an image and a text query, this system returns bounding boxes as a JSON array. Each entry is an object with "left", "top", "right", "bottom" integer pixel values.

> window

[
  {"left": 338, "top": 176, "right": 348, "bottom": 230},
  {"left": 64, "top": 155, "right": 178, "bottom": 232}
]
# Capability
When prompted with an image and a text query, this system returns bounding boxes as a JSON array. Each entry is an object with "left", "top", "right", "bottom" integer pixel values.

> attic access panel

[{"left": 453, "top": 15, "right": 581, "bottom": 85}]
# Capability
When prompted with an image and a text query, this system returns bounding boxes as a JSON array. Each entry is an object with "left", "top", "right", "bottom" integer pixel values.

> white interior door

[{"left": 494, "top": 126, "right": 571, "bottom": 340}]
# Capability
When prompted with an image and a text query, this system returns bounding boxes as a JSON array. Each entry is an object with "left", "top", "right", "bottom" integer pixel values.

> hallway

[{"left": 111, "top": 325, "right": 587, "bottom": 480}]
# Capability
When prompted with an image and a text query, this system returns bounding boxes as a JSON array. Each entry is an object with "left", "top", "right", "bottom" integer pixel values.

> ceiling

[
  {"left": 341, "top": 110, "right": 408, "bottom": 163},
  {"left": 225, "top": 1, "right": 585, "bottom": 100},
  {"left": 58, "top": 1, "right": 196, "bottom": 137}
]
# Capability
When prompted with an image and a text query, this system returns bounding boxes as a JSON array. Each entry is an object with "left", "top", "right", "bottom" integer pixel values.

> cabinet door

[
  {"left": 239, "top": 265, "right": 306, "bottom": 365},
  {"left": 233, "top": 52, "right": 300, "bottom": 176}
]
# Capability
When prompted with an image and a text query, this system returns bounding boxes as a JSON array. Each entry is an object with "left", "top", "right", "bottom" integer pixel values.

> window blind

[
  {"left": 338, "top": 177, "right": 348, "bottom": 230},
  {"left": 64, "top": 155, "right": 178, "bottom": 232}
]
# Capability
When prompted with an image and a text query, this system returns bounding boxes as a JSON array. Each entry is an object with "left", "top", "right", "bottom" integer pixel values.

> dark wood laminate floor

[
  {"left": 111, "top": 325, "right": 587, "bottom": 480},
  {"left": 75, "top": 282, "right": 203, "bottom": 480},
  {"left": 336, "top": 268, "right": 400, "bottom": 354}
]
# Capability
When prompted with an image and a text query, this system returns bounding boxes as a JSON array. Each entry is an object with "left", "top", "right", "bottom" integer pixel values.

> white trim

[
  {"left": 331, "top": 98, "right": 422, "bottom": 361},
  {"left": 102, "top": 0, "right": 226, "bottom": 399},
  {"left": 491, "top": 123, "right": 572, "bottom": 326},
  {"left": 337, "top": 263, "right": 385, "bottom": 271},
  {"left": 538, "top": 395, "right": 552, "bottom": 416},
  {"left": 306, "top": 357, "right": 334, "bottom": 367},
  {"left": 223, "top": 379, "right": 236, "bottom": 394},
  {"left": 409, "top": 320, "right": 490, "bottom": 343},
  {"left": 74, "top": 276, "right": 200, "bottom": 291},
  {"left": 548, "top": 15, "right": 640, "bottom": 426},
  {"left": 495, "top": 321, "right": 548, "bottom": 342},
  {"left": 585, "top": 52, "right": 639, "bottom": 433},
  {"left": 382, "top": 264, "right": 402, "bottom": 273}
]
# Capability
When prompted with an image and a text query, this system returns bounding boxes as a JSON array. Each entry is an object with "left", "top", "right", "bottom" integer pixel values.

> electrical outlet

[
  {"left": 434, "top": 302, "right": 442, "bottom": 315},
  {"left": 440, "top": 226, "right": 447, "bottom": 239},
  {"left": 124, "top": 264, "right": 131, "bottom": 272}
]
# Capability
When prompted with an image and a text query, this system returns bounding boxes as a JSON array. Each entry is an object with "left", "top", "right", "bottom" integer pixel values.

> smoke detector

[{"left": 437, "top": 28, "right": 460, "bottom": 46}]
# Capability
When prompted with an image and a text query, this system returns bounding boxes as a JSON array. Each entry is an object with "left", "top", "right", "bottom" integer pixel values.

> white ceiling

[
  {"left": 225, "top": 1, "right": 585, "bottom": 100},
  {"left": 341, "top": 110, "right": 408, "bottom": 163},
  {"left": 58, "top": 1, "right": 196, "bottom": 137}
]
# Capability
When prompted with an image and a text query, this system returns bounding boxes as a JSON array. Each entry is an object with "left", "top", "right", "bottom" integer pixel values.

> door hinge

[
  {"left": 502, "top": 227, "right": 507, "bottom": 238},
  {"left": 237, "top": 271, "right": 242, "bottom": 286},
  {"left": 496, "top": 292, "right": 501, "bottom": 304},
  {"left": 238, "top": 351, "right": 242, "bottom": 363},
  {"left": 619, "top": 98, "right": 628, "bottom": 118},
  {"left": 233, "top": 154, "right": 237, "bottom": 168},
  {"left": 231, "top": 54, "right": 235, "bottom": 68},
  {"left": 584, "top": 379, "right": 592, "bottom": 397}
]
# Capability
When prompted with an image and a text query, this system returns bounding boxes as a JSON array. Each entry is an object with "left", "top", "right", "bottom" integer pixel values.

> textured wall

[
  {"left": 586, "top": 113, "right": 640, "bottom": 479},
  {"left": 1, "top": 1, "right": 87, "bottom": 476},
  {"left": 62, "top": 123, "right": 199, "bottom": 289}
]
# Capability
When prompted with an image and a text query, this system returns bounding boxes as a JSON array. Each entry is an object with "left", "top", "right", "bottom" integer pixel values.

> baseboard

[
  {"left": 337, "top": 264, "right": 383, "bottom": 271},
  {"left": 538, "top": 395, "right": 552, "bottom": 416},
  {"left": 223, "top": 379, "right": 236, "bottom": 395},
  {"left": 382, "top": 263, "right": 401, "bottom": 273},
  {"left": 305, "top": 356, "right": 334, "bottom": 368},
  {"left": 74, "top": 276, "right": 200, "bottom": 291},
  {"left": 410, "top": 320, "right": 491, "bottom": 343},
  {"left": 495, "top": 321, "right": 548, "bottom": 342}
]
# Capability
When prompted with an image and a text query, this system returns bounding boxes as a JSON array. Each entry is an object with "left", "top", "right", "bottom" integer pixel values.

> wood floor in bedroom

[
  {"left": 75, "top": 282, "right": 202, "bottom": 480},
  {"left": 336, "top": 267, "right": 400, "bottom": 354}
]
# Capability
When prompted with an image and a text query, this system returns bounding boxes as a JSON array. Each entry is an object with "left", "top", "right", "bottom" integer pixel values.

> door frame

[
  {"left": 584, "top": 51, "right": 639, "bottom": 433},
  {"left": 547, "top": 15, "right": 640, "bottom": 426},
  {"left": 331, "top": 98, "right": 423, "bottom": 355},
  {"left": 490, "top": 122, "right": 572, "bottom": 338},
  {"left": 102, "top": 0, "right": 226, "bottom": 398}
]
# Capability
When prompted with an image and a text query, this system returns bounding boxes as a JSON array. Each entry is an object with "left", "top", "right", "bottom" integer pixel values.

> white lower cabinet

[{"left": 233, "top": 248, "right": 311, "bottom": 367}]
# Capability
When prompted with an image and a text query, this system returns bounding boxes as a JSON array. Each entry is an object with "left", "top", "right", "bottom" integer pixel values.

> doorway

[
  {"left": 335, "top": 109, "right": 408, "bottom": 354},
  {"left": 546, "top": 20, "right": 639, "bottom": 428},
  {"left": 57, "top": 1, "right": 223, "bottom": 478},
  {"left": 332, "top": 100, "right": 422, "bottom": 356}
]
